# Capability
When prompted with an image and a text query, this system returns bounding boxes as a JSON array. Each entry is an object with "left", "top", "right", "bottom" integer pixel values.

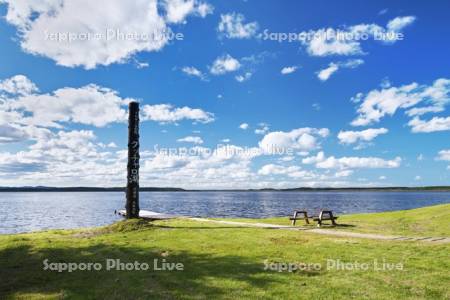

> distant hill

[{"left": 0, "top": 186, "right": 449, "bottom": 192}]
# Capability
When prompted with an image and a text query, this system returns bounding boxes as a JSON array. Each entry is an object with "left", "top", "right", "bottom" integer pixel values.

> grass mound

[{"left": 102, "top": 219, "right": 156, "bottom": 233}]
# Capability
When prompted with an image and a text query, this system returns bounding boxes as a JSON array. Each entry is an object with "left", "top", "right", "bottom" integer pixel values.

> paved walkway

[{"left": 188, "top": 218, "right": 450, "bottom": 244}]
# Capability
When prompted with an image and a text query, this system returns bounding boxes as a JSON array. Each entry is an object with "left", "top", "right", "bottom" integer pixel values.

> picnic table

[{"left": 289, "top": 210, "right": 338, "bottom": 227}]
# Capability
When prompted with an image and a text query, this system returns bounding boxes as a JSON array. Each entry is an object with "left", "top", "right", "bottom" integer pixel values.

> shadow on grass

[{"left": 0, "top": 238, "right": 303, "bottom": 299}]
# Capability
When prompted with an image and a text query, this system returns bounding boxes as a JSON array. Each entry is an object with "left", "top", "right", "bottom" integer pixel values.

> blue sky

[{"left": 0, "top": 0, "right": 449, "bottom": 188}]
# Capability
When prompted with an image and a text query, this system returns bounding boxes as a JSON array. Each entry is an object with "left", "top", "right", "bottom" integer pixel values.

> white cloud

[
  {"left": 135, "top": 61, "right": 150, "bottom": 69},
  {"left": 335, "top": 170, "right": 353, "bottom": 178},
  {"left": 181, "top": 66, "right": 206, "bottom": 80},
  {"left": 302, "top": 151, "right": 325, "bottom": 165},
  {"left": 317, "top": 63, "right": 339, "bottom": 81},
  {"left": 141, "top": 144, "right": 262, "bottom": 188},
  {"left": 338, "top": 128, "right": 388, "bottom": 144},
  {"left": 235, "top": 72, "right": 252, "bottom": 83},
  {"left": 254, "top": 123, "right": 269, "bottom": 135},
  {"left": 378, "top": 8, "right": 388, "bottom": 15},
  {"left": 210, "top": 54, "right": 241, "bottom": 75},
  {"left": 317, "top": 156, "right": 401, "bottom": 170},
  {"left": 408, "top": 116, "right": 450, "bottom": 133},
  {"left": 380, "top": 78, "right": 391, "bottom": 89},
  {"left": 437, "top": 149, "right": 450, "bottom": 161},
  {"left": 352, "top": 78, "right": 450, "bottom": 126},
  {"left": 0, "top": 75, "right": 38, "bottom": 95},
  {"left": 414, "top": 175, "right": 421, "bottom": 181},
  {"left": 177, "top": 136, "right": 204, "bottom": 144},
  {"left": 163, "top": 0, "right": 213, "bottom": 24},
  {"left": 0, "top": 123, "right": 35, "bottom": 143},
  {"left": 1, "top": 0, "right": 212, "bottom": 69},
  {"left": 279, "top": 156, "right": 295, "bottom": 162},
  {"left": 3, "top": 83, "right": 130, "bottom": 128},
  {"left": 405, "top": 106, "right": 445, "bottom": 117},
  {"left": 239, "top": 123, "right": 249, "bottom": 130},
  {"left": 387, "top": 16, "right": 416, "bottom": 32},
  {"left": 259, "top": 128, "right": 329, "bottom": 154},
  {"left": 141, "top": 104, "right": 214, "bottom": 124},
  {"left": 0, "top": 75, "right": 215, "bottom": 146},
  {"left": 217, "top": 12, "right": 258, "bottom": 39},
  {"left": 340, "top": 59, "right": 365, "bottom": 68},
  {"left": 258, "top": 164, "right": 300, "bottom": 176},
  {"left": 317, "top": 59, "right": 364, "bottom": 81},
  {"left": 302, "top": 151, "right": 401, "bottom": 170},
  {"left": 300, "top": 16, "right": 415, "bottom": 56},
  {"left": 379, "top": 175, "right": 387, "bottom": 180},
  {"left": 0, "top": 128, "right": 128, "bottom": 186},
  {"left": 312, "top": 103, "right": 321, "bottom": 111},
  {"left": 436, "top": 150, "right": 450, "bottom": 169},
  {"left": 281, "top": 66, "right": 298, "bottom": 75}
]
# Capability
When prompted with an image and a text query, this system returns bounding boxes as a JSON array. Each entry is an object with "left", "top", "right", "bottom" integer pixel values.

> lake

[{"left": 0, "top": 191, "right": 449, "bottom": 234}]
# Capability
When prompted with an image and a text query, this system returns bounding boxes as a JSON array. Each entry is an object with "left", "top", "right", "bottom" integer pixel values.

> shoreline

[{"left": 3, "top": 203, "right": 449, "bottom": 237}]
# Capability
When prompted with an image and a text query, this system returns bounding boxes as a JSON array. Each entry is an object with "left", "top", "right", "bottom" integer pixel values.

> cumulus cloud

[
  {"left": 0, "top": 75, "right": 38, "bottom": 95},
  {"left": 254, "top": 123, "right": 269, "bottom": 135},
  {"left": 235, "top": 72, "right": 252, "bottom": 82},
  {"left": 352, "top": 78, "right": 450, "bottom": 127},
  {"left": 338, "top": 128, "right": 388, "bottom": 145},
  {"left": 0, "top": 123, "right": 31, "bottom": 143},
  {"left": 408, "top": 116, "right": 450, "bottom": 133},
  {"left": 302, "top": 151, "right": 401, "bottom": 170},
  {"left": 239, "top": 123, "right": 249, "bottom": 130},
  {"left": 0, "top": 75, "right": 215, "bottom": 146},
  {"left": 2, "top": 83, "right": 130, "bottom": 128},
  {"left": 258, "top": 164, "right": 300, "bottom": 176},
  {"left": 437, "top": 149, "right": 450, "bottom": 161},
  {"left": 163, "top": 0, "right": 213, "bottom": 24},
  {"left": 387, "top": 16, "right": 416, "bottom": 32},
  {"left": 217, "top": 12, "right": 258, "bottom": 39},
  {"left": 1, "top": 0, "right": 212, "bottom": 69},
  {"left": 210, "top": 54, "right": 241, "bottom": 75},
  {"left": 177, "top": 136, "right": 204, "bottom": 144},
  {"left": 317, "top": 63, "right": 339, "bottom": 81},
  {"left": 281, "top": 66, "right": 298, "bottom": 75},
  {"left": 335, "top": 170, "right": 353, "bottom": 178},
  {"left": 0, "top": 128, "right": 128, "bottom": 186},
  {"left": 141, "top": 104, "right": 214, "bottom": 124},
  {"left": 317, "top": 59, "right": 364, "bottom": 81},
  {"left": 436, "top": 150, "right": 450, "bottom": 169},
  {"left": 181, "top": 66, "right": 206, "bottom": 80},
  {"left": 141, "top": 144, "right": 262, "bottom": 188},
  {"left": 300, "top": 16, "right": 416, "bottom": 56},
  {"left": 258, "top": 127, "right": 329, "bottom": 154}
]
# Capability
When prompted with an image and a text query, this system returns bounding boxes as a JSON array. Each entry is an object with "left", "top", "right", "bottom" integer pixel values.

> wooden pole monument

[{"left": 125, "top": 101, "right": 140, "bottom": 218}]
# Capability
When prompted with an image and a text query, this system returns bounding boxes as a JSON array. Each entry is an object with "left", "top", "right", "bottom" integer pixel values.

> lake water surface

[{"left": 1, "top": 191, "right": 449, "bottom": 234}]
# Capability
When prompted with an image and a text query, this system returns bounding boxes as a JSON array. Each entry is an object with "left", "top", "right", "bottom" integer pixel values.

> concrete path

[{"left": 188, "top": 218, "right": 450, "bottom": 244}]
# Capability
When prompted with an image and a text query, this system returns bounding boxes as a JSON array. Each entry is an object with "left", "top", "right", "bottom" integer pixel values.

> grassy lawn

[
  {"left": 0, "top": 205, "right": 449, "bottom": 299},
  {"left": 221, "top": 203, "right": 450, "bottom": 237}
]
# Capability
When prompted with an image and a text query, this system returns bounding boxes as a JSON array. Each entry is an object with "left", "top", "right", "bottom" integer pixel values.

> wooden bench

[
  {"left": 313, "top": 210, "right": 338, "bottom": 227},
  {"left": 289, "top": 210, "right": 310, "bottom": 225},
  {"left": 289, "top": 209, "right": 338, "bottom": 227}
]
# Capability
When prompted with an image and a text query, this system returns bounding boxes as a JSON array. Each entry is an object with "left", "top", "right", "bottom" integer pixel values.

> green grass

[
  {"left": 221, "top": 203, "right": 450, "bottom": 237},
  {"left": 0, "top": 205, "right": 449, "bottom": 299}
]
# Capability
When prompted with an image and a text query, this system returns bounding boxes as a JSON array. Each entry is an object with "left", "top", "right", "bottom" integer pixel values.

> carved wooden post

[{"left": 126, "top": 101, "right": 140, "bottom": 218}]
